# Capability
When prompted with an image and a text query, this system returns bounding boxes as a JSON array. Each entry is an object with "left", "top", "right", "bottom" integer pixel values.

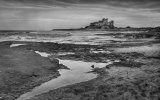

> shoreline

[
  {"left": 26, "top": 41, "right": 160, "bottom": 100},
  {"left": 0, "top": 42, "right": 69, "bottom": 100},
  {"left": 0, "top": 31, "right": 159, "bottom": 100}
]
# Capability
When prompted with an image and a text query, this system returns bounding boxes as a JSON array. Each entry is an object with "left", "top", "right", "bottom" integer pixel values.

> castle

[{"left": 85, "top": 18, "right": 114, "bottom": 29}]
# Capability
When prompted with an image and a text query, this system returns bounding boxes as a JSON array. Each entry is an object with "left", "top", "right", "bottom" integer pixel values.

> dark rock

[
  {"left": 105, "top": 65, "right": 110, "bottom": 69},
  {"left": 91, "top": 65, "right": 95, "bottom": 68},
  {"left": 59, "top": 64, "right": 70, "bottom": 70}
]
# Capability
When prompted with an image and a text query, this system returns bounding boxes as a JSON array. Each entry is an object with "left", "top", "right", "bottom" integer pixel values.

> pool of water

[
  {"left": 10, "top": 44, "right": 27, "bottom": 47},
  {"left": 17, "top": 51, "right": 111, "bottom": 100}
]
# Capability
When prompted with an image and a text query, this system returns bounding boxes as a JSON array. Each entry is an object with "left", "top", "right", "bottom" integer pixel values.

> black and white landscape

[{"left": 0, "top": 0, "right": 160, "bottom": 100}]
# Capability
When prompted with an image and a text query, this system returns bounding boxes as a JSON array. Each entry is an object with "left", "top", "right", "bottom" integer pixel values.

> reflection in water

[
  {"left": 17, "top": 52, "right": 111, "bottom": 100},
  {"left": 10, "top": 44, "right": 27, "bottom": 47},
  {"left": 35, "top": 51, "right": 50, "bottom": 57}
]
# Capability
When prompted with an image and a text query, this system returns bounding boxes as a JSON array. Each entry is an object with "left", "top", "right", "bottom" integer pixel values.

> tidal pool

[
  {"left": 10, "top": 43, "right": 27, "bottom": 47},
  {"left": 17, "top": 51, "right": 111, "bottom": 100}
]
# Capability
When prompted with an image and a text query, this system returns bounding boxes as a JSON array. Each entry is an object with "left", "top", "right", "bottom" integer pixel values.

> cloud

[
  {"left": 0, "top": 0, "right": 72, "bottom": 8},
  {"left": 79, "top": 0, "right": 160, "bottom": 12},
  {"left": 1, "top": 0, "right": 160, "bottom": 9},
  {"left": 0, "top": 0, "right": 160, "bottom": 12},
  {"left": 0, "top": 0, "right": 160, "bottom": 30}
]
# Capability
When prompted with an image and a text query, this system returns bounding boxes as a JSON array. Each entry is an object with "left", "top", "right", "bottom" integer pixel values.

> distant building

[{"left": 85, "top": 18, "right": 115, "bottom": 29}]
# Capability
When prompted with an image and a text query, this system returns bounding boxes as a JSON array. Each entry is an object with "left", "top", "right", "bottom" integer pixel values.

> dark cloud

[
  {"left": 0, "top": 0, "right": 160, "bottom": 30},
  {"left": 1, "top": 0, "right": 160, "bottom": 7},
  {"left": 61, "top": 0, "right": 160, "bottom": 12},
  {"left": 79, "top": 0, "right": 160, "bottom": 11},
  {"left": 57, "top": 0, "right": 79, "bottom": 3},
  {"left": 0, "top": 0, "right": 71, "bottom": 8},
  {"left": 1, "top": 0, "right": 160, "bottom": 11}
]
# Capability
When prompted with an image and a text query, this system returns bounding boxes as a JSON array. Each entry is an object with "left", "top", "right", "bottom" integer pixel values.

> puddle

[
  {"left": 89, "top": 48, "right": 111, "bottom": 54},
  {"left": 35, "top": 51, "right": 50, "bottom": 57},
  {"left": 91, "top": 50, "right": 111, "bottom": 54},
  {"left": 35, "top": 51, "right": 75, "bottom": 57},
  {"left": 10, "top": 44, "right": 27, "bottom": 47},
  {"left": 56, "top": 52, "right": 75, "bottom": 56},
  {"left": 17, "top": 51, "right": 111, "bottom": 100}
]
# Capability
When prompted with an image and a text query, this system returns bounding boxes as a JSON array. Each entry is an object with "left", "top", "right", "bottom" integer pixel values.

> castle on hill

[{"left": 85, "top": 18, "right": 115, "bottom": 29}]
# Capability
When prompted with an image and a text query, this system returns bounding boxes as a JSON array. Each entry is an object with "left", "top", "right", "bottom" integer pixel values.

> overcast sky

[{"left": 0, "top": 0, "right": 160, "bottom": 30}]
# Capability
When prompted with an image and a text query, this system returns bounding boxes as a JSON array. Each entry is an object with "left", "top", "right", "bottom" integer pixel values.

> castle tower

[
  {"left": 103, "top": 18, "right": 108, "bottom": 25},
  {"left": 110, "top": 20, "right": 114, "bottom": 26},
  {"left": 109, "top": 20, "right": 114, "bottom": 28}
]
